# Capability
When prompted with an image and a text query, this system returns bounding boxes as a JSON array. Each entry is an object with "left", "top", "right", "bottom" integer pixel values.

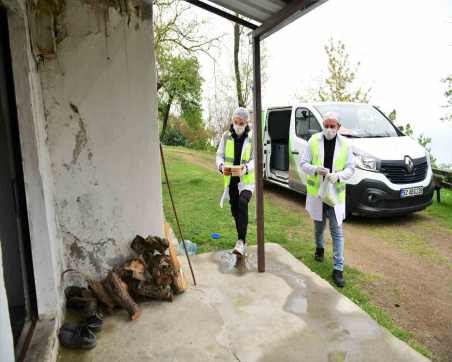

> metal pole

[
  {"left": 252, "top": 36, "right": 265, "bottom": 272},
  {"left": 160, "top": 143, "right": 197, "bottom": 285}
]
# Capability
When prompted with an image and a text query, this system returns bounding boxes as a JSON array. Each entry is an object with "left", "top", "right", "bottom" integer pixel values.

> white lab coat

[
  {"left": 216, "top": 130, "right": 255, "bottom": 207},
  {"left": 300, "top": 133, "right": 355, "bottom": 225}
]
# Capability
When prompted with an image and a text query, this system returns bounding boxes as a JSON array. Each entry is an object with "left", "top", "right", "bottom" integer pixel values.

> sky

[{"left": 190, "top": 0, "right": 452, "bottom": 165}]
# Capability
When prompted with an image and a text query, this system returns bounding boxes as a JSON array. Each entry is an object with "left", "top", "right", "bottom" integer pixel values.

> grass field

[
  {"left": 161, "top": 146, "right": 434, "bottom": 358},
  {"left": 425, "top": 187, "right": 452, "bottom": 230}
]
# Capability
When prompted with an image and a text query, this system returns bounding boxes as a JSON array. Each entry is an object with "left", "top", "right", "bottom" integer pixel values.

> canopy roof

[{"left": 186, "top": 0, "right": 328, "bottom": 39}]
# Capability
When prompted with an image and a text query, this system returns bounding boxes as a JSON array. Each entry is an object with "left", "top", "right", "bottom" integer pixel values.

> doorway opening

[{"left": 0, "top": 6, "right": 38, "bottom": 357}]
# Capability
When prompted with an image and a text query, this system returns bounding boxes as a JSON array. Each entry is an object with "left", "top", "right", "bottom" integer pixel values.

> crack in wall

[{"left": 69, "top": 102, "right": 88, "bottom": 165}]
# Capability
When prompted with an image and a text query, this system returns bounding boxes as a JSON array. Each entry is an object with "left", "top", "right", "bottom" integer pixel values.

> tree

[
  {"left": 158, "top": 55, "right": 203, "bottom": 138},
  {"left": 154, "top": 0, "right": 223, "bottom": 139},
  {"left": 154, "top": 0, "right": 221, "bottom": 87},
  {"left": 440, "top": 75, "right": 452, "bottom": 122},
  {"left": 318, "top": 38, "right": 371, "bottom": 102},
  {"left": 232, "top": 19, "right": 267, "bottom": 109},
  {"left": 389, "top": 109, "right": 436, "bottom": 166},
  {"left": 233, "top": 22, "right": 245, "bottom": 107}
]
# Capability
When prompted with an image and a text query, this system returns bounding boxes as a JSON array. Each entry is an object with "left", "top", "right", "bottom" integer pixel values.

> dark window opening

[{"left": 0, "top": 6, "right": 38, "bottom": 353}]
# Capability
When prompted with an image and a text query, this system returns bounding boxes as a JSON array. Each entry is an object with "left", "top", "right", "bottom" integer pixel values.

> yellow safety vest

[
  {"left": 224, "top": 131, "right": 255, "bottom": 188},
  {"left": 306, "top": 134, "right": 348, "bottom": 203}
]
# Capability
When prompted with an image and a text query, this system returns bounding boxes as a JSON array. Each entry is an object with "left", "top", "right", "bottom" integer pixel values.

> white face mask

[
  {"left": 323, "top": 128, "right": 337, "bottom": 140},
  {"left": 233, "top": 124, "right": 246, "bottom": 136}
]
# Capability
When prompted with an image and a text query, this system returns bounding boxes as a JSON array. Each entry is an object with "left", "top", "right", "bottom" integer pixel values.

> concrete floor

[{"left": 58, "top": 243, "right": 429, "bottom": 362}]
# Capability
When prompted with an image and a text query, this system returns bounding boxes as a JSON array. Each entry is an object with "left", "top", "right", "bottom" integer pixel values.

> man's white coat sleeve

[
  {"left": 300, "top": 142, "right": 317, "bottom": 176},
  {"left": 216, "top": 133, "right": 226, "bottom": 170}
]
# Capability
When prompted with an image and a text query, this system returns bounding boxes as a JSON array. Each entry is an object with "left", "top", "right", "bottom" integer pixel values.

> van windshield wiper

[{"left": 341, "top": 134, "right": 363, "bottom": 138}]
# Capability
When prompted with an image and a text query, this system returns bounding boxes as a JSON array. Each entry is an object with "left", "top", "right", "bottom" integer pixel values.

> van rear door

[{"left": 289, "top": 107, "right": 322, "bottom": 192}]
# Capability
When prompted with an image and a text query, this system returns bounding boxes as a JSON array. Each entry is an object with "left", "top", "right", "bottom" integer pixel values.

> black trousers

[{"left": 229, "top": 178, "right": 252, "bottom": 242}]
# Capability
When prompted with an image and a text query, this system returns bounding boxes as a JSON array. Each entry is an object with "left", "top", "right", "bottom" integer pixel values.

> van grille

[{"left": 380, "top": 157, "right": 428, "bottom": 184}]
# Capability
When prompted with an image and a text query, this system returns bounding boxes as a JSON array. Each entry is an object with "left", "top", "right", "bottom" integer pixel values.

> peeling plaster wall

[
  {"left": 6, "top": 0, "right": 62, "bottom": 319},
  {"left": 39, "top": 0, "right": 163, "bottom": 279}
]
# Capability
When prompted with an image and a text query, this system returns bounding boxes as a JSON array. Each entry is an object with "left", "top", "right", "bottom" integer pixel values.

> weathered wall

[
  {"left": 38, "top": 0, "right": 163, "bottom": 278},
  {"left": 7, "top": 0, "right": 62, "bottom": 318},
  {"left": 0, "top": 243, "right": 15, "bottom": 362}
]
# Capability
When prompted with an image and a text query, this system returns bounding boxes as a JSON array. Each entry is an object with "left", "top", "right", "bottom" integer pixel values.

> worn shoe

[
  {"left": 58, "top": 323, "right": 96, "bottom": 349},
  {"left": 85, "top": 312, "right": 103, "bottom": 333},
  {"left": 233, "top": 240, "right": 246, "bottom": 256},
  {"left": 314, "top": 247, "right": 324, "bottom": 262},
  {"left": 332, "top": 269, "right": 345, "bottom": 288}
]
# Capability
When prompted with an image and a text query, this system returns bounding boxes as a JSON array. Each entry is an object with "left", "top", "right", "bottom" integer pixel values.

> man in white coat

[
  {"left": 300, "top": 112, "right": 355, "bottom": 287},
  {"left": 216, "top": 108, "right": 255, "bottom": 256}
]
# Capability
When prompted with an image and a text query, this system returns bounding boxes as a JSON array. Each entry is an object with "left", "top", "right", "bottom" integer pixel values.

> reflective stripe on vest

[
  {"left": 306, "top": 134, "right": 348, "bottom": 203},
  {"left": 224, "top": 132, "right": 255, "bottom": 188}
]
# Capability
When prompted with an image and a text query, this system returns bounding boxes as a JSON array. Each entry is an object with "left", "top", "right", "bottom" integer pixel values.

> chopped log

[
  {"left": 131, "top": 234, "right": 169, "bottom": 255},
  {"left": 164, "top": 223, "right": 187, "bottom": 294},
  {"left": 104, "top": 272, "right": 141, "bottom": 320},
  {"left": 122, "top": 257, "right": 146, "bottom": 281},
  {"left": 145, "top": 254, "right": 175, "bottom": 286},
  {"left": 88, "top": 279, "right": 115, "bottom": 313},
  {"left": 133, "top": 282, "right": 173, "bottom": 302}
]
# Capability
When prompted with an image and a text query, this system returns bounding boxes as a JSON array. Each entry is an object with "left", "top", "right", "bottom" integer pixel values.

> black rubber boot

[
  {"left": 314, "top": 247, "right": 324, "bottom": 262},
  {"left": 332, "top": 269, "right": 345, "bottom": 288}
]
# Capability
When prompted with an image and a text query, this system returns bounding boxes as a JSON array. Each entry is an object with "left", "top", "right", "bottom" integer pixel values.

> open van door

[
  {"left": 289, "top": 107, "right": 322, "bottom": 193},
  {"left": 263, "top": 110, "right": 270, "bottom": 179}
]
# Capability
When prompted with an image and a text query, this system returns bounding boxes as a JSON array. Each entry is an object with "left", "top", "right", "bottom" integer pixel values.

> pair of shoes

[
  {"left": 314, "top": 247, "right": 324, "bottom": 262},
  {"left": 232, "top": 240, "right": 246, "bottom": 256},
  {"left": 332, "top": 269, "right": 345, "bottom": 288},
  {"left": 65, "top": 286, "right": 98, "bottom": 316},
  {"left": 58, "top": 323, "right": 96, "bottom": 349}
]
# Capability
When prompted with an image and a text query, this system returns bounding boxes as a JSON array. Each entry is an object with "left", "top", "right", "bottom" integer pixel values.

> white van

[{"left": 263, "top": 102, "right": 434, "bottom": 216}]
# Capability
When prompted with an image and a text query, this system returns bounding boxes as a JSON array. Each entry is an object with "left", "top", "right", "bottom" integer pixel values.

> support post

[{"left": 252, "top": 35, "right": 265, "bottom": 272}]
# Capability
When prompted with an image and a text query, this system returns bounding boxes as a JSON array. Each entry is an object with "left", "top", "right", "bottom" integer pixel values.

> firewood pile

[{"left": 85, "top": 234, "right": 187, "bottom": 320}]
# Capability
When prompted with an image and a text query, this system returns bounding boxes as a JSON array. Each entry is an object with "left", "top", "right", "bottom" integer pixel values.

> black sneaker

[
  {"left": 332, "top": 269, "right": 345, "bottom": 288},
  {"left": 314, "top": 247, "right": 324, "bottom": 262}
]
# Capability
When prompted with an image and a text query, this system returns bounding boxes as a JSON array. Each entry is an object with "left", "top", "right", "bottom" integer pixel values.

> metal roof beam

[
  {"left": 184, "top": 0, "right": 258, "bottom": 29},
  {"left": 206, "top": 0, "right": 271, "bottom": 23},
  {"left": 253, "top": 0, "right": 328, "bottom": 40}
]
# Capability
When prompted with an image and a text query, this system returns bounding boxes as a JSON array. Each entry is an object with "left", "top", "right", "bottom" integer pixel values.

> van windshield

[{"left": 314, "top": 104, "right": 399, "bottom": 138}]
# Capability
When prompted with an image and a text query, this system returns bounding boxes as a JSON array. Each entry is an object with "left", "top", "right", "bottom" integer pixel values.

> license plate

[{"left": 400, "top": 186, "right": 423, "bottom": 198}]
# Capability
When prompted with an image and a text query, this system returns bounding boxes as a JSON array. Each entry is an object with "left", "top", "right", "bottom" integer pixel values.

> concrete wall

[
  {"left": 38, "top": 0, "right": 163, "bottom": 279},
  {"left": 7, "top": 0, "right": 62, "bottom": 319},
  {"left": 1, "top": 0, "right": 162, "bottom": 359},
  {"left": 0, "top": 244, "right": 15, "bottom": 362}
]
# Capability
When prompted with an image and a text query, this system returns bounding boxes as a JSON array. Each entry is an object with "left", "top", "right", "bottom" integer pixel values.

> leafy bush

[
  {"left": 178, "top": 122, "right": 213, "bottom": 150},
  {"left": 161, "top": 124, "right": 188, "bottom": 147},
  {"left": 161, "top": 119, "right": 214, "bottom": 151}
]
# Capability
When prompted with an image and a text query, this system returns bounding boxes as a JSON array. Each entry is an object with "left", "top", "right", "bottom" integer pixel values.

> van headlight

[{"left": 354, "top": 153, "right": 378, "bottom": 172}]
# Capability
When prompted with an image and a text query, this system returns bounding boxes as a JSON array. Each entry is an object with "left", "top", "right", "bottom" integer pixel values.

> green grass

[
  {"left": 424, "top": 188, "right": 452, "bottom": 230},
  {"left": 161, "top": 146, "right": 432, "bottom": 359}
]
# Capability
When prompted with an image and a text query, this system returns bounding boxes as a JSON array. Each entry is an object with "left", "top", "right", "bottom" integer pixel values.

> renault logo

[{"left": 404, "top": 155, "right": 414, "bottom": 174}]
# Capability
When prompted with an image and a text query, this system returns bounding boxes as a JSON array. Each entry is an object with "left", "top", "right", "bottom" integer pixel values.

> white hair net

[
  {"left": 233, "top": 107, "right": 250, "bottom": 122},
  {"left": 324, "top": 111, "right": 341, "bottom": 123}
]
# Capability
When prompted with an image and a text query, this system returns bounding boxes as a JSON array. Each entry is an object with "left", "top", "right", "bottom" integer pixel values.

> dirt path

[{"left": 169, "top": 148, "right": 452, "bottom": 361}]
